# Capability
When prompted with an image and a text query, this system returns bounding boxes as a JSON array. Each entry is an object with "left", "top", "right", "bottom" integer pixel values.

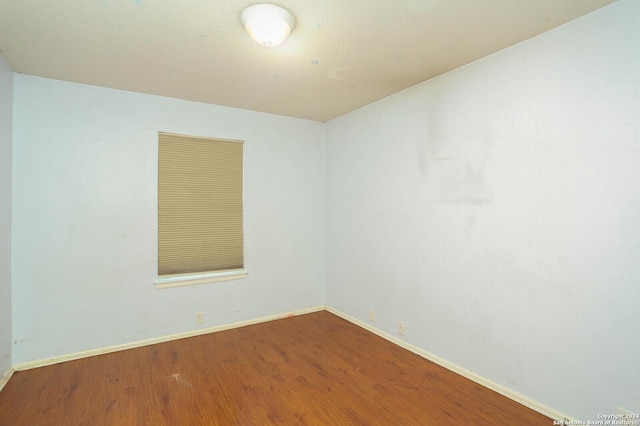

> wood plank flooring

[{"left": 0, "top": 311, "right": 551, "bottom": 425}]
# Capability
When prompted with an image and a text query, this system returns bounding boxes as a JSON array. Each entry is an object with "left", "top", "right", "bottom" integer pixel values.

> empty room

[{"left": 0, "top": 0, "right": 638, "bottom": 424}]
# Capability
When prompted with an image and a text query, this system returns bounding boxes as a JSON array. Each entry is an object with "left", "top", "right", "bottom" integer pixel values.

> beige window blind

[{"left": 158, "top": 132, "right": 244, "bottom": 276}]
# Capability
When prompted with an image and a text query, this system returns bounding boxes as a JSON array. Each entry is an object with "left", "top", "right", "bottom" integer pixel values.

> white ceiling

[{"left": 0, "top": 0, "right": 615, "bottom": 122}]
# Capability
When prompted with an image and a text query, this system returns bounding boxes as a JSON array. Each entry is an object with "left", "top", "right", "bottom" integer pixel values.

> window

[{"left": 155, "top": 132, "right": 246, "bottom": 288}]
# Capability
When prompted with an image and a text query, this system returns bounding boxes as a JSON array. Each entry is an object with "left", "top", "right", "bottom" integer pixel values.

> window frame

[{"left": 154, "top": 132, "right": 247, "bottom": 289}]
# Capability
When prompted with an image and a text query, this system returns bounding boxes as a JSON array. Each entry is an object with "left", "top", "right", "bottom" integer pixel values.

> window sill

[{"left": 154, "top": 269, "right": 248, "bottom": 289}]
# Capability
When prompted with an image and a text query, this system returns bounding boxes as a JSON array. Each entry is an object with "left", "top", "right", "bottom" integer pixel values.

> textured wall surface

[
  {"left": 11, "top": 76, "right": 326, "bottom": 364},
  {"left": 0, "top": 55, "right": 13, "bottom": 379},
  {"left": 326, "top": 0, "right": 640, "bottom": 420}
]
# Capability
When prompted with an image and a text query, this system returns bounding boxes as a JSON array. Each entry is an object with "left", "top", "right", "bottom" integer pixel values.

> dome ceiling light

[{"left": 240, "top": 4, "right": 296, "bottom": 47}]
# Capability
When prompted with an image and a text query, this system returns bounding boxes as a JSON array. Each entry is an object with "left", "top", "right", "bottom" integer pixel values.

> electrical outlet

[
  {"left": 369, "top": 309, "right": 376, "bottom": 322},
  {"left": 398, "top": 321, "right": 405, "bottom": 335},
  {"left": 195, "top": 312, "right": 204, "bottom": 325}
]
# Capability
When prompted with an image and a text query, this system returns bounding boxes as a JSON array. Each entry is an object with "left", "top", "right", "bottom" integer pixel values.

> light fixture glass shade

[{"left": 240, "top": 4, "right": 295, "bottom": 47}]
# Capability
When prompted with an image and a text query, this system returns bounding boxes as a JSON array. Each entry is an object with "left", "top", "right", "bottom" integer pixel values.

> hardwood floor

[{"left": 0, "top": 311, "right": 550, "bottom": 425}]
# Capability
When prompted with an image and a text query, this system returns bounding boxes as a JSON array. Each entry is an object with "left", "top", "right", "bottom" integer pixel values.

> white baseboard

[
  {"left": 0, "top": 367, "right": 14, "bottom": 392},
  {"left": 13, "top": 305, "right": 325, "bottom": 372},
  {"left": 7, "top": 304, "right": 573, "bottom": 424},
  {"left": 325, "top": 306, "right": 573, "bottom": 423}
]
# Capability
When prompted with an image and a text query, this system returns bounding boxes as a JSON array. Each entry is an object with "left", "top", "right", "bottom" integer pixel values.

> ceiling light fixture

[{"left": 240, "top": 4, "right": 295, "bottom": 47}]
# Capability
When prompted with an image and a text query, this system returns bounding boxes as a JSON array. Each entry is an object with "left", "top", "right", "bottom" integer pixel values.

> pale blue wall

[
  {"left": 0, "top": 55, "right": 13, "bottom": 379},
  {"left": 11, "top": 76, "right": 326, "bottom": 363},
  {"left": 326, "top": 0, "right": 640, "bottom": 420}
]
